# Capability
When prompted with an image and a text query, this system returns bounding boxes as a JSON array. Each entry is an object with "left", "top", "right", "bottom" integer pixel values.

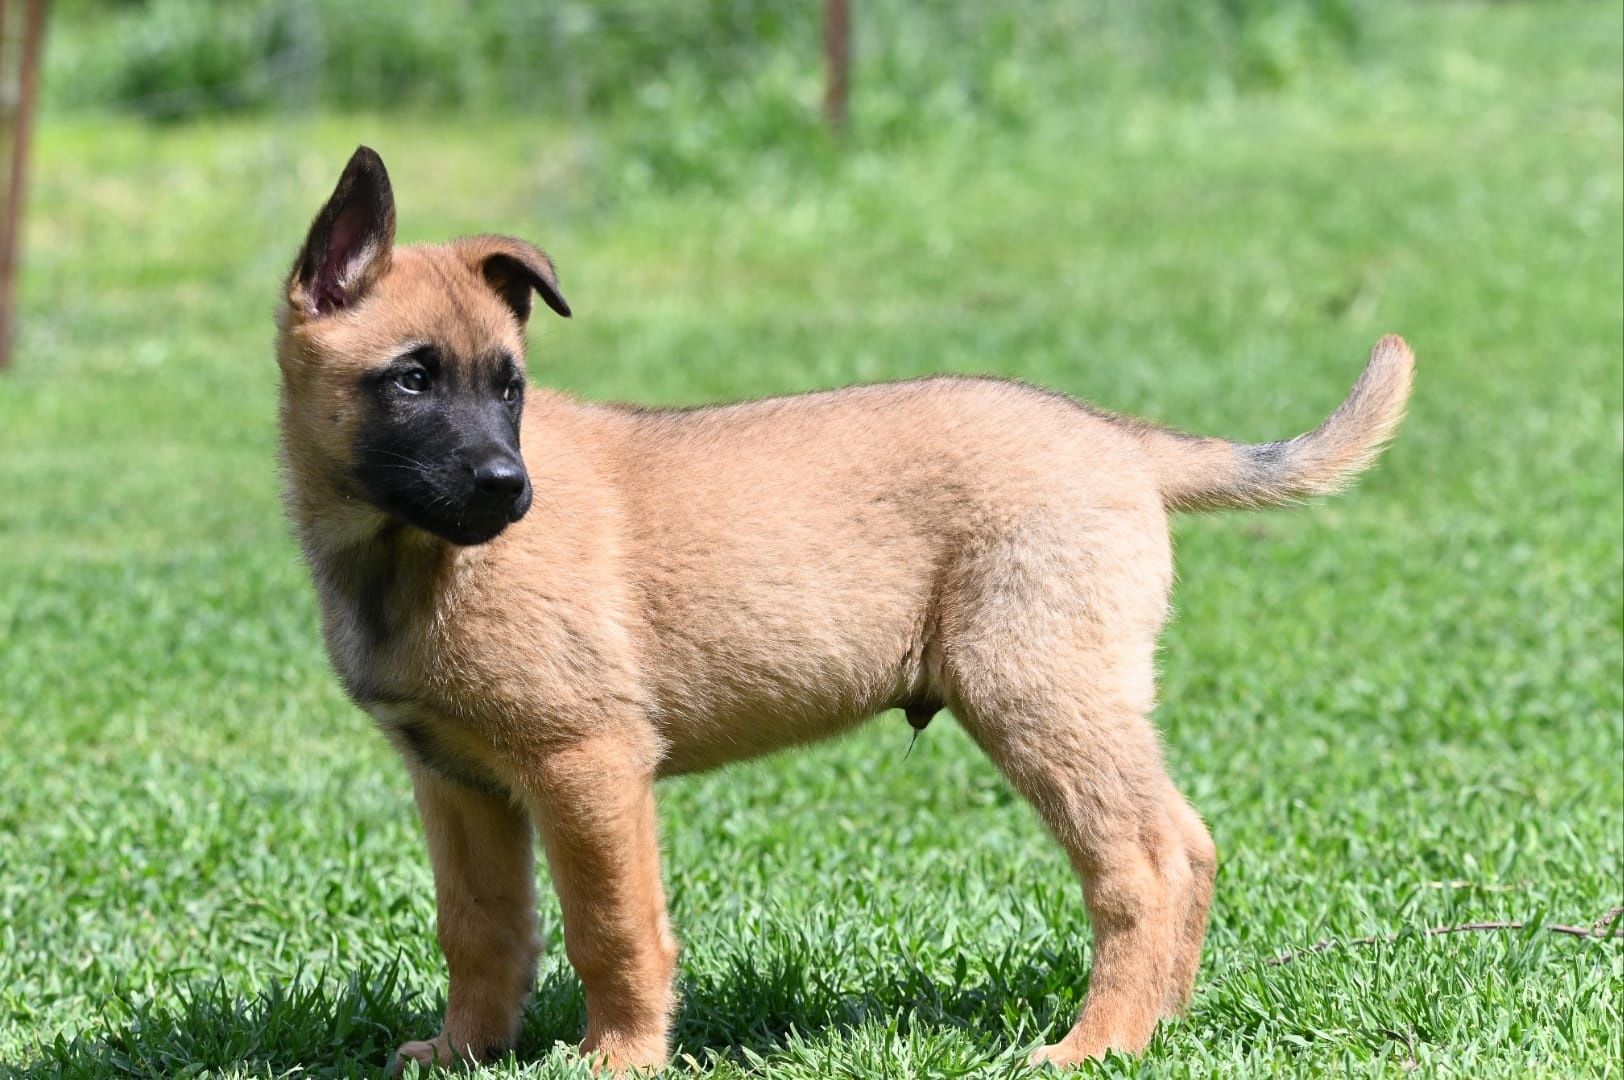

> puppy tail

[{"left": 1140, "top": 335, "right": 1415, "bottom": 512}]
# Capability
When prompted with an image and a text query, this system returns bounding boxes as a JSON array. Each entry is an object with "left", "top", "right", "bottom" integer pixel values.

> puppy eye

[
  {"left": 395, "top": 369, "right": 429, "bottom": 394},
  {"left": 502, "top": 378, "right": 523, "bottom": 403}
]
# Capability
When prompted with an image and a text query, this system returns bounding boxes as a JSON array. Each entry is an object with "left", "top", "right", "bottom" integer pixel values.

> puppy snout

[{"left": 472, "top": 457, "right": 526, "bottom": 499}]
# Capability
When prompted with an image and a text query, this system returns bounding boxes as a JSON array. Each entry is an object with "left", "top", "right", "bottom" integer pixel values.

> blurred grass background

[
  {"left": 47, "top": 1, "right": 1366, "bottom": 117},
  {"left": 2, "top": 1, "right": 1621, "bottom": 1076}
]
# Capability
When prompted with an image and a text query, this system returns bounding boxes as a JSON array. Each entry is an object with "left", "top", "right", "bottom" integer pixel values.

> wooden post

[
  {"left": 823, "top": 0, "right": 850, "bottom": 135},
  {"left": 0, "top": 0, "right": 44, "bottom": 372}
]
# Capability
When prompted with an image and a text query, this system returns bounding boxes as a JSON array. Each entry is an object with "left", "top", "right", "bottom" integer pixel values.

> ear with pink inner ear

[{"left": 290, "top": 145, "right": 397, "bottom": 317}]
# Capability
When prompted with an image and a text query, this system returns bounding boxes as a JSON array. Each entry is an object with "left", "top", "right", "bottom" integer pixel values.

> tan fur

[{"left": 278, "top": 191, "right": 1413, "bottom": 1071}]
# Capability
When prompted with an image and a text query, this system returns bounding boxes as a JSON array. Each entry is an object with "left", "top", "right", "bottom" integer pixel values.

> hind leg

[
  {"left": 1163, "top": 791, "right": 1216, "bottom": 1017},
  {"left": 945, "top": 524, "right": 1210, "bottom": 1065},
  {"left": 957, "top": 686, "right": 1199, "bottom": 1063},
  {"left": 939, "top": 496, "right": 1217, "bottom": 1061}
]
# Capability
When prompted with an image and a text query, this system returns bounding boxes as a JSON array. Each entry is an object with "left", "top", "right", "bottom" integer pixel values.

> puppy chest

[
  {"left": 320, "top": 599, "right": 414, "bottom": 709},
  {"left": 364, "top": 702, "right": 511, "bottom": 796}
]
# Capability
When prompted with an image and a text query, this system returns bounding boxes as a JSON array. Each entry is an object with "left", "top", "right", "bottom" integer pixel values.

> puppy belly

[{"left": 647, "top": 647, "right": 936, "bottom": 777}]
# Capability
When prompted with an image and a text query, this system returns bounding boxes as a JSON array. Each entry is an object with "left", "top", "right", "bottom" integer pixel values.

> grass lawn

[{"left": 2, "top": 3, "right": 1620, "bottom": 1076}]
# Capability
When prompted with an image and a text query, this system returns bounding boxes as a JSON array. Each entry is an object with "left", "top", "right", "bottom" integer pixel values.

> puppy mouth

[
  {"left": 383, "top": 485, "right": 532, "bottom": 547},
  {"left": 437, "top": 519, "right": 511, "bottom": 546},
  {"left": 427, "top": 492, "right": 531, "bottom": 546}
]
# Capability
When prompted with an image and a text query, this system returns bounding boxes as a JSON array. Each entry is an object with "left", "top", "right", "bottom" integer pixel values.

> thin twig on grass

[
  {"left": 1264, "top": 906, "right": 1624, "bottom": 966},
  {"left": 1420, "top": 879, "right": 1526, "bottom": 892}
]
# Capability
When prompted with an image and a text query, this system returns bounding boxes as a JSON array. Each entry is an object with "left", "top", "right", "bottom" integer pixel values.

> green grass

[{"left": 2, "top": 3, "right": 1621, "bottom": 1077}]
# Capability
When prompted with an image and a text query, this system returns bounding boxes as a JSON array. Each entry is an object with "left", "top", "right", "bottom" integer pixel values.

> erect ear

[
  {"left": 456, "top": 234, "right": 572, "bottom": 323},
  {"left": 289, "top": 146, "right": 396, "bottom": 317}
]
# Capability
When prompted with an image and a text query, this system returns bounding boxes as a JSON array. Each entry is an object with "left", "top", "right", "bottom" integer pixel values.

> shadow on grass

[
  {"left": 665, "top": 939, "right": 1090, "bottom": 1068},
  {"left": 4, "top": 945, "right": 1091, "bottom": 1077},
  {"left": 2, "top": 962, "right": 436, "bottom": 1079}
]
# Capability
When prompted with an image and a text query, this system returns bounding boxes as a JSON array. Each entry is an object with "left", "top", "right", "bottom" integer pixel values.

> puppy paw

[
  {"left": 1028, "top": 1040, "right": 1105, "bottom": 1069},
  {"left": 389, "top": 1036, "right": 456, "bottom": 1075},
  {"left": 580, "top": 1034, "right": 669, "bottom": 1076},
  {"left": 1028, "top": 1043, "right": 1064, "bottom": 1068}
]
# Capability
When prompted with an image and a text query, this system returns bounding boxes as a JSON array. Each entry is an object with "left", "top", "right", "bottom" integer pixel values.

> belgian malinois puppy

[{"left": 276, "top": 147, "right": 1413, "bottom": 1073}]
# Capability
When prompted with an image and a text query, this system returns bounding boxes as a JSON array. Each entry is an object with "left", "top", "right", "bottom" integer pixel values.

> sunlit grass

[{"left": 1, "top": 3, "right": 1619, "bottom": 1076}]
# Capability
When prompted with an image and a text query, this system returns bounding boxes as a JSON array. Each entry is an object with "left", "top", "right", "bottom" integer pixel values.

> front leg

[
  {"left": 525, "top": 734, "right": 678, "bottom": 1073},
  {"left": 393, "top": 766, "right": 540, "bottom": 1072}
]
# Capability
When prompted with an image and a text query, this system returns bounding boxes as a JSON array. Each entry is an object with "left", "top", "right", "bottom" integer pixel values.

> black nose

[{"left": 472, "top": 457, "right": 526, "bottom": 498}]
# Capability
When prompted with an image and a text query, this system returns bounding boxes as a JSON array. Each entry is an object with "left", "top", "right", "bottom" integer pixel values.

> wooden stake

[
  {"left": 0, "top": 0, "right": 44, "bottom": 372},
  {"left": 823, "top": 0, "right": 850, "bottom": 135}
]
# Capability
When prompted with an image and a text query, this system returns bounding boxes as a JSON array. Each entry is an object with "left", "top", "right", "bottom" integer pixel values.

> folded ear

[
  {"left": 289, "top": 146, "right": 396, "bottom": 317},
  {"left": 456, "top": 235, "right": 572, "bottom": 323}
]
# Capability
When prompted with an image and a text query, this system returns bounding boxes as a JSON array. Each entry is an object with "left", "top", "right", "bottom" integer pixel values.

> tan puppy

[{"left": 276, "top": 147, "right": 1413, "bottom": 1073}]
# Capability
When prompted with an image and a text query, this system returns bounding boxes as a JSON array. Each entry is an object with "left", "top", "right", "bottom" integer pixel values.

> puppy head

[{"left": 277, "top": 146, "right": 570, "bottom": 547}]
